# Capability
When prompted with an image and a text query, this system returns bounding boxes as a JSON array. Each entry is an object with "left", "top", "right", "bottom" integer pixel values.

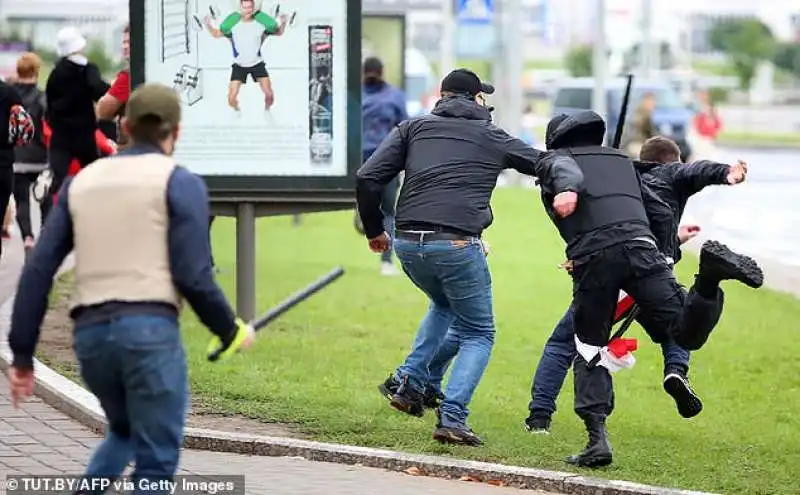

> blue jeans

[
  {"left": 528, "top": 303, "right": 691, "bottom": 417},
  {"left": 393, "top": 237, "right": 494, "bottom": 428},
  {"left": 73, "top": 314, "right": 188, "bottom": 494}
]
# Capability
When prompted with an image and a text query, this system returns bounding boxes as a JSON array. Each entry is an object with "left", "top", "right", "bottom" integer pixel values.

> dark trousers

[
  {"left": 0, "top": 166, "right": 12, "bottom": 260},
  {"left": 42, "top": 144, "right": 98, "bottom": 221},
  {"left": 529, "top": 302, "right": 691, "bottom": 417},
  {"left": 13, "top": 171, "right": 45, "bottom": 240},
  {"left": 570, "top": 240, "right": 723, "bottom": 421},
  {"left": 74, "top": 315, "right": 187, "bottom": 489}
]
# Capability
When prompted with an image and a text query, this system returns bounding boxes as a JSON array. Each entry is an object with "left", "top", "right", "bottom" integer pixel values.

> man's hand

[
  {"left": 559, "top": 260, "right": 574, "bottom": 274},
  {"left": 8, "top": 367, "right": 34, "bottom": 408},
  {"left": 727, "top": 160, "right": 748, "bottom": 185},
  {"left": 207, "top": 319, "right": 256, "bottom": 362},
  {"left": 553, "top": 191, "right": 578, "bottom": 217},
  {"left": 368, "top": 232, "right": 391, "bottom": 253},
  {"left": 678, "top": 224, "right": 701, "bottom": 244},
  {"left": 480, "top": 240, "right": 491, "bottom": 257}
]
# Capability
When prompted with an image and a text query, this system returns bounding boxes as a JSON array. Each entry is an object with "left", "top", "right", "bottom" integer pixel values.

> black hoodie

[
  {"left": 0, "top": 79, "right": 22, "bottom": 166},
  {"left": 356, "top": 95, "right": 584, "bottom": 238},
  {"left": 633, "top": 158, "right": 731, "bottom": 263},
  {"left": 12, "top": 82, "right": 48, "bottom": 166},
  {"left": 543, "top": 110, "right": 677, "bottom": 259}
]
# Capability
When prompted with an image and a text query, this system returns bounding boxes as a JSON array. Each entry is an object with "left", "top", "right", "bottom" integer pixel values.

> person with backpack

[
  {"left": 11, "top": 53, "right": 48, "bottom": 255},
  {"left": 1, "top": 71, "right": 35, "bottom": 260}
]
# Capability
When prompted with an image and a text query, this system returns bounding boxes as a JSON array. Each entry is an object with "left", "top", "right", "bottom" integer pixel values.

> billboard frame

[{"left": 129, "top": 0, "right": 362, "bottom": 202}]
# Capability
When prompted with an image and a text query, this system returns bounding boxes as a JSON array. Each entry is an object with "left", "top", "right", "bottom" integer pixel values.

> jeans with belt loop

[{"left": 393, "top": 233, "right": 495, "bottom": 428}]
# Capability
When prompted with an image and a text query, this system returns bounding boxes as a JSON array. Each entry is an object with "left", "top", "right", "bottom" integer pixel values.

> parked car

[{"left": 550, "top": 77, "right": 693, "bottom": 160}]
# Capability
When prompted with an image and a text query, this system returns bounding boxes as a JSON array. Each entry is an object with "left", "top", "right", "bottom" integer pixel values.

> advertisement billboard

[{"left": 131, "top": 0, "right": 361, "bottom": 195}]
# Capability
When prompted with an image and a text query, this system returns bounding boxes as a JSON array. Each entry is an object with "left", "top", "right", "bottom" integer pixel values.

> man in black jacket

[
  {"left": 356, "top": 69, "right": 584, "bottom": 446},
  {"left": 43, "top": 26, "right": 110, "bottom": 221},
  {"left": 538, "top": 111, "right": 763, "bottom": 468},
  {"left": 524, "top": 134, "right": 750, "bottom": 435}
]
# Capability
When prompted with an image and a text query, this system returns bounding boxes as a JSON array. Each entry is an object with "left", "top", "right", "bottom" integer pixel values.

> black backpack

[{"left": 19, "top": 87, "right": 46, "bottom": 147}]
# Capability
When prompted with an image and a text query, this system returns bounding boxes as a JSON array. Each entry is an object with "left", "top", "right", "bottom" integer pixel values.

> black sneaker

[
  {"left": 388, "top": 376, "right": 425, "bottom": 417},
  {"left": 432, "top": 409, "right": 483, "bottom": 446},
  {"left": 663, "top": 372, "right": 703, "bottom": 419},
  {"left": 524, "top": 413, "right": 552, "bottom": 434},
  {"left": 700, "top": 241, "right": 763, "bottom": 289},
  {"left": 378, "top": 375, "right": 399, "bottom": 400},
  {"left": 378, "top": 375, "right": 442, "bottom": 409}
]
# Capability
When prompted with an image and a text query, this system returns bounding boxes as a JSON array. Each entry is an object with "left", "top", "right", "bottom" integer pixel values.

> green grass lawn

[
  {"left": 717, "top": 130, "right": 800, "bottom": 149},
  {"left": 181, "top": 189, "right": 800, "bottom": 494}
]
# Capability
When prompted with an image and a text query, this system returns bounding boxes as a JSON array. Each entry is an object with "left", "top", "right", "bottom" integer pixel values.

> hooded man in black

[{"left": 540, "top": 111, "right": 763, "bottom": 468}]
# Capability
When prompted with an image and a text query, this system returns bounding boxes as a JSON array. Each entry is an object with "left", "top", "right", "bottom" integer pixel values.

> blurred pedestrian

[
  {"left": 43, "top": 26, "right": 110, "bottom": 221},
  {"left": 1, "top": 73, "right": 35, "bottom": 259},
  {"left": 361, "top": 56, "right": 408, "bottom": 276},
  {"left": 96, "top": 23, "right": 131, "bottom": 147},
  {"left": 10, "top": 52, "right": 48, "bottom": 256},
  {"left": 624, "top": 92, "right": 657, "bottom": 158}
]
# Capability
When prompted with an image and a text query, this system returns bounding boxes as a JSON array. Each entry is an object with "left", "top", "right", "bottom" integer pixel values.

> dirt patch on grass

[{"left": 37, "top": 274, "right": 304, "bottom": 439}]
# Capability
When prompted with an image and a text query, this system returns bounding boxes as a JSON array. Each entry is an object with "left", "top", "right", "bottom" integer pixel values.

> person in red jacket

[{"left": 693, "top": 91, "right": 722, "bottom": 141}]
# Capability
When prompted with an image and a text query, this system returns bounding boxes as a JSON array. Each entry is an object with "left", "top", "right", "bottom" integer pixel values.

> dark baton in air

[{"left": 207, "top": 267, "right": 345, "bottom": 361}]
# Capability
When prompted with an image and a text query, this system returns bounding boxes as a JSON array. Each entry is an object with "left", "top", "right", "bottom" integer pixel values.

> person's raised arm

[
  {"left": 356, "top": 123, "right": 407, "bottom": 239},
  {"left": 672, "top": 159, "right": 738, "bottom": 196}
]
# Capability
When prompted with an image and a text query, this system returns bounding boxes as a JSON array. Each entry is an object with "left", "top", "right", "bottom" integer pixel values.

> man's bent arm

[
  {"left": 672, "top": 160, "right": 731, "bottom": 196},
  {"left": 167, "top": 167, "right": 238, "bottom": 339},
  {"left": 496, "top": 130, "right": 583, "bottom": 193},
  {"left": 356, "top": 124, "right": 407, "bottom": 238},
  {"left": 9, "top": 180, "right": 76, "bottom": 370}
]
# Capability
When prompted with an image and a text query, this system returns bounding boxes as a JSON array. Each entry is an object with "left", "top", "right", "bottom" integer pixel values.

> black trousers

[
  {"left": 570, "top": 240, "right": 724, "bottom": 420},
  {"left": 12, "top": 171, "right": 44, "bottom": 239},
  {"left": 0, "top": 166, "right": 13, "bottom": 261},
  {"left": 42, "top": 144, "right": 98, "bottom": 222}
]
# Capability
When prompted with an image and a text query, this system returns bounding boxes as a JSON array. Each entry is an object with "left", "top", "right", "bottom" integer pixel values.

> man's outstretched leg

[
  {"left": 675, "top": 240, "right": 763, "bottom": 351},
  {"left": 526, "top": 304, "right": 578, "bottom": 434}
]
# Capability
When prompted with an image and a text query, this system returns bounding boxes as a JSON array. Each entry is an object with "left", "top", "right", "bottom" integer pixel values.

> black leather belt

[{"left": 396, "top": 230, "right": 477, "bottom": 242}]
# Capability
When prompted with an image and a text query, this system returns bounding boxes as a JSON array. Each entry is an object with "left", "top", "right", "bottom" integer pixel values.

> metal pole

[
  {"left": 592, "top": 0, "right": 607, "bottom": 119},
  {"left": 440, "top": 0, "right": 455, "bottom": 78},
  {"left": 236, "top": 202, "right": 256, "bottom": 321},
  {"left": 640, "top": 0, "right": 653, "bottom": 77},
  {"left": 505, "top": 0, "right": 523, "bottom": 138}
]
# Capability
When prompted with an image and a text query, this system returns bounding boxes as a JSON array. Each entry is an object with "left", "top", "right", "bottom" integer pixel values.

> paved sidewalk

[{"left": 0, "top": 237, "right": 556, "bottom": 494}]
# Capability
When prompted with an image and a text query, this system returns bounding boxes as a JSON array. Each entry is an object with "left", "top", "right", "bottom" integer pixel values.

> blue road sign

[{"left": 457, "top": 0, "right": 493, "bottom": 24}]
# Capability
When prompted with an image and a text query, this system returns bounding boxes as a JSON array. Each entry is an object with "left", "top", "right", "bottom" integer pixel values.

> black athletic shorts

[{"left": 230, "top": 62, "right": 269, "bottom": 83}]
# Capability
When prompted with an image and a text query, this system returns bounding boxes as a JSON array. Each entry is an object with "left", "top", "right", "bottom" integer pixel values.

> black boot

[
  {"left": 565, "top": 415, "right": 612, "bottom": 468},
  {"left": 699, "top": 240, "right": 763, "bottom": 289}
]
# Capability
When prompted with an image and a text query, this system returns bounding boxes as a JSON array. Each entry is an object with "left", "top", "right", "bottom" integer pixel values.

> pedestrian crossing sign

[{"left": 457, "top": 0, "right": 493, "bottom": 24}]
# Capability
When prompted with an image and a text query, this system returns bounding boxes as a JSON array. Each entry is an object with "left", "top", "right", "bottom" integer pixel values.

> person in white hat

[{"left": 42, "top": 26, "right": 110, "bottom": 222}]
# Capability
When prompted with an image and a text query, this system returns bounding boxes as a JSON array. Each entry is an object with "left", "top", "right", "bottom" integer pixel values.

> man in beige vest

[{"left": 7, "top": 83, "right": 255, "bottom": 487}]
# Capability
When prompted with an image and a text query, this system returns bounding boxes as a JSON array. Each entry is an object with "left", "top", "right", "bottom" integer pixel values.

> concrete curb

[{"left": 0, "top": 288, "right": 715, "bottom": 495}]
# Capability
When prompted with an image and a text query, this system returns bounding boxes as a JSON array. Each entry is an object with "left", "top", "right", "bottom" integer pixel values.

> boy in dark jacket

[
  {"left": 12, "top": 53, "right": 48, "bottom": 254},
  {"left": 524, "top": 135, "right": 750, "bottom": 435},
  {"left": 43, "top": 26, "right": 110, "bottom": 221}
]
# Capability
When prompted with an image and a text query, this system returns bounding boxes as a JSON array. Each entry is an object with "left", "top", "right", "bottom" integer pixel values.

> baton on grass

[{"left": 207, "top": 267, "right": 345, "bottom": 362}]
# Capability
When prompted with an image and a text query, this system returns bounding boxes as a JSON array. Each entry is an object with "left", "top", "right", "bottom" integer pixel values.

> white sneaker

[{"left": 380, "top": 262, "right": 399, "bottom": 276}]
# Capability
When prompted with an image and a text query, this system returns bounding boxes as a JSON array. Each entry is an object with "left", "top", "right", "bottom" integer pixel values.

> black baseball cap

[
  {"left": 363, "top": 56, "right": 383, "bottom": 74},
  {"left": 440, "top": 68, "right": 495, "bottom": 97}
]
